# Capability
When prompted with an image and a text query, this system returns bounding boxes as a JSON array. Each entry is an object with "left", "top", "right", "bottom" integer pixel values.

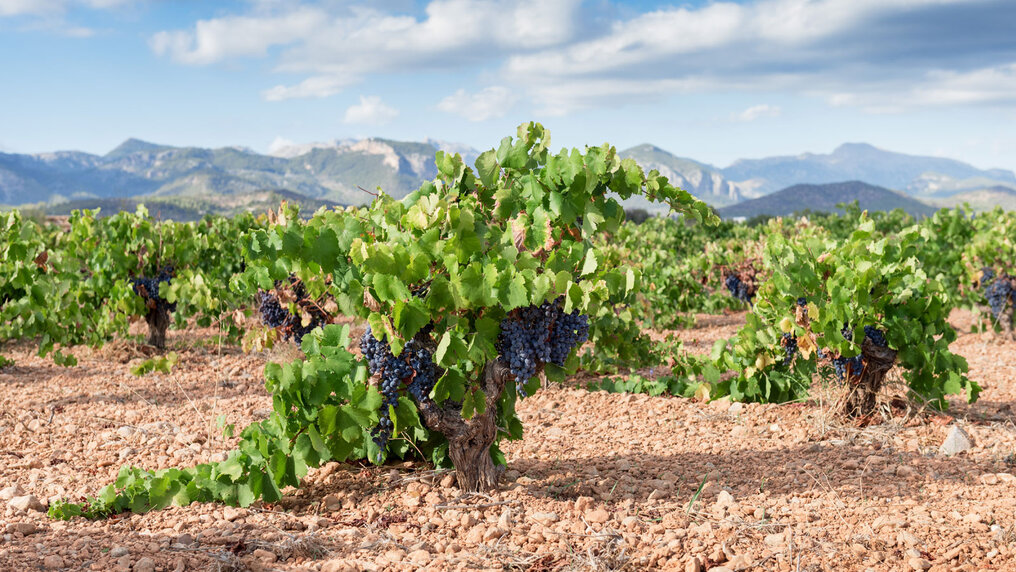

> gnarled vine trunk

[
  {"left": 145, "top": 305, "right": 171, "bottom": 349},
  {"left": 415, "top": 360, "right": 512, "bottom": 492},
  {"left": 843, "top": 338, "right": 897, "bottom": 418}
]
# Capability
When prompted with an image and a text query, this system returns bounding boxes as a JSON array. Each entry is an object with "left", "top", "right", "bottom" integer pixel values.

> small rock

[
  {"left": 251, "top": 549, "right": 276, "bottom": 563},
  {"left": 586, "top": 508, "right": 610, "bottom": 524},
  {"left": 13, "top": 522, "right": 37, "bottom": 535},
  {"left": 730, "top": 426, "right": 746, "bottom": 438},
  {"left": 764, "top": 532, "right": 786, "bottom": 549},
  {"left": 715, "top": 490, "right": 735, "bottom": 508},
  {"left": 440, "top": 474, "right": 457, "bottom": 489},
  {"left": 728, "top": 402, "right": 744, "bottom": 414},
  {"left": 685, "top": 556, "right": 704, "bottom": 572},
  {"left": 648, "top": 489, "right": 667, "bottom": 500},
  {"left": 482, "top": 527, "right": 505, "bottom": 542},
  {"left": 842, "top": 459, "right": 860, "bottom": 470},
  {"left": 0, "top": 485, "right": 25, "bottom": 500},
  {"left": 222, "top": 506, "right": 245, "bottom": 521},
  {"left": 939, "top": 425, "right": 974, "bottom": 456},
  {"left": 909, "top": 557, "right": 932, "bottom": 570},
  {"left": 116, "top": 426, "right": 135, "bottom": 439},
  {"left": 962, "top": 513, "right": 983, "bottom": 524},
  {"left": 175, "top": 533, "right": 194, "bottom": 546},
  {"left": 408, "top": 549, "right": 431, "bottom": 564},
  {"left": 134, "top": 557, "right": 157, "bottom": 572},
  {"left": 109, "top": 546, "right": 129, "bottom": 558},
  {"left": 42, "top": 555, "right": 64, "bottom": 570},
  {"left": 383, "top": 548, "right": 406, "bottom": 563},
  {"left": 322, "top": 494, "right": 343, "bottom": 511},
  {"left": 321, "top": 560, "right": 361, "bottom": 572},
  {"left": 9, "top": 495, "right": 45, "bottom": 512},
  {"left": 707, "top": 567, "right": 734, "bottom": 572},
  {"left": 498, "top": 508, "right": 513, "bottom": 530},
  {"left": 532, "top": 512, "right": 559, "bottom": 525}
]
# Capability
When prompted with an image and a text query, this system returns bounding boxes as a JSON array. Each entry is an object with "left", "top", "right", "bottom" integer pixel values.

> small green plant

[{"left": 130, "top": 352, "right": 179, "bottom": 376}]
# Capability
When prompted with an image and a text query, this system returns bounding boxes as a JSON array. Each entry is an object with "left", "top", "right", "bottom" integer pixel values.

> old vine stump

[
  {"left": 415, "top": 360, "right": 512, "bottom": 492},
  {"left": 843, "top": 337, "right": 897, "bottom": 418}
]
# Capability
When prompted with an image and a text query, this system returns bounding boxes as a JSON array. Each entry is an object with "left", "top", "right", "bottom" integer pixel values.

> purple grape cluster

[
  {"left": 130, "top": 266, "right": 176, "bottom": 311},
  {"left": 360, "top": 326, "right": 439, "bottom": 460},
  {"left": 981, "top": 268, "right": 1014, "bottom": 323},
  {"left": 496, "top": 298, "right": 589, "bottom": 397},
  {"left": 781, "top": 333, "right": 797, "bottom": 366},
  {"left": 255, "top": 290, "right": 322, "bottom": 344},
  {"left": 725, "top": 274, "right": 753, "bottom": 304},
  {"left": 830, "top": 324, "right": 887, "bottom": 381}
]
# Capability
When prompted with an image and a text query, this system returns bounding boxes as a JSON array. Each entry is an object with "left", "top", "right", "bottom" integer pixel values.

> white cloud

[
  {"left": 0, "top": 0, "right": 132, "bottom": 16},
  {"left": 263, "top": 75, "right": 354, "bottom": 102},
  {"left": 150, "top": 1, "right": 582, "bottom": 99},
  {"left": 827, "top": 64, "right": 1016, "bottom": 113},
  {"left": 343, "top": 95, "right": 399, "bottom": 125},
  {"left": 143, "top": 0, "right": 1016, "bottom": 115},
  {"left": 437, "top": 86, "right": 517, "bottom": 121},
  {"left": 267, "top": 136, "right": 295, "bottom": 155},
  {"left": 733, "top": 104, "right": 782, "bottom": 122}
]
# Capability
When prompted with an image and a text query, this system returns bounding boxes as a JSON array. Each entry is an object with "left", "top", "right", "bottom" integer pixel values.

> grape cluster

[
  {"left": 724, "top": 274, "right": 754, "bottom": 304},
  {"left": 130, "top": 266, "right": 176, "bottom": 311},
  {"left": 830, "top": 324, "right": 887, "bottom": 381},
  {"left": 360, "top": 326, "right": 439, "bottom": 459},
  {"left": 796, "top": 297, "right": 807, "bottom": 307},
  {"left": 256, "top": 291, "right": 288, "bottom": 327},
  {"left": 255, "top": 290, "right": 323, "bottom": 344},
  {"left": 781, "top": 333, "right": 797, "bottom": 366},
  {"left": 981, "top": 268, "right": 1014, "bottom": 323},
  {"left": 496, "top": 298, "right": 590, "bottom": 397}
]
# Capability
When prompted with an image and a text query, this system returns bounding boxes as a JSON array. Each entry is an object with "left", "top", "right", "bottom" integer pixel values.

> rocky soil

[{"left": 1, "top": 310, "right": 1015, "bottom": 571}]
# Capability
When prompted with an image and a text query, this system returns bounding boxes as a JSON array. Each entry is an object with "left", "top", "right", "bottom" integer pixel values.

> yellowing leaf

[{"left": 779, "top": 317, "right": 794, "bottom": 333}]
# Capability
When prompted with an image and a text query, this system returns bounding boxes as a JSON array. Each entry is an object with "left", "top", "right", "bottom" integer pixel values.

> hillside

[
  {"left": 721, "top": 143, "right": 1016, "bottom": 197},
  {"left": 717, "top": 181, "right": 938, "bottom": 219},
  {"left": 0, "top": 138, "right": 479, "bottom": 207},
  {"left": 932, "top": 186, "right": 1016, "bottom": 212},
  {"left": 619, "top": 144, "right": 744, "bottom": 207},
  {"left": 33, "top": 190, "right": 342, "bottom": 222}
]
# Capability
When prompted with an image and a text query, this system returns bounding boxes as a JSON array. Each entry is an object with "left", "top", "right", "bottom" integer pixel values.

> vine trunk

[
  {"left": 843, "top": 338, "right": 897, "bottom": 418},
  {"left": 415, "top": 360, "right": 512, "bottom": 492},
  {"left": 145, "top": 306, "right": 170, "bottom": 349}
]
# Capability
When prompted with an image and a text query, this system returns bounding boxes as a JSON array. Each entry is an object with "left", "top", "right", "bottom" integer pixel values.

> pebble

[
  {"left": 9, "top": 495, "right": 45, "bottom": 512},
  {"left": 42, "top": 555, "right": 64, "bottom": 569},
  {"left": 251, "top": 549, "right": 276, "bottom": 563},
  {"left": 134, "top": 557, "right": 156, "bottom": 572},
  {"left": 532, "top": 512, "right": 559, "bottom": 525},
  {"left": 0, "top": 485, "right": 24, "bottom": 501},
  {"left": 909, "top": 557, "right": 932, "bottom": 570},
  {"left": 109, "top": 546, "right": 129, "bottom": 558},
  {"left": 939, "top": 425, "right": 974, "bottom": 456},
  {"left": 586, "top": 508, "right": 610, "bottom": 523}
]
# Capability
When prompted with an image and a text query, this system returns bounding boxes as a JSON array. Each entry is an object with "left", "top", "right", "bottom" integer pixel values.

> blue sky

[{"left": 1, "top": 0, "right": 1015, "bottom": 171}]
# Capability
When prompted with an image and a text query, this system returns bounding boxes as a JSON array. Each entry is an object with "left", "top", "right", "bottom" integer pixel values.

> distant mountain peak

[{"left": 106, "top": 138, "right": 169, "bottom": 159}]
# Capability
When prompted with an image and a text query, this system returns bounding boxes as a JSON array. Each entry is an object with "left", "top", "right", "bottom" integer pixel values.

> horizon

[{"left": 1, "top": 0, "right": 1015, "bottom": 172}]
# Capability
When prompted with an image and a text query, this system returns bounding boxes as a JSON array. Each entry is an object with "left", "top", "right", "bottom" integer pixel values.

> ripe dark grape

[
  {"left": 863, "top": 326, "right": 887, "bottom": 348},
  {"left": 796, "top": 297, "right": 807, "bottom": 307},
  {"left": 781, "top": 333, "right": 797, "bottom": 366},
  {"left": 256, "top": 292, "right": 289, "bottom": 328},
  {"left": 496, "top": 298, "right": 589, "bottom": 397},
  {"left": 984, "top": 274, "right": 1013, "bottom": 323},
  {"left": 130, "top": 267, "right": 175, "bottom": 312},
  {"left": 724, "top": 274, "right": 754, "bottom": 304},
  {"left": 255, "top": 281, "right": 327, "bottom": 344},
  {"left": 360, "top": 326, "right": 439, "bottom": 459},
  {"left": 832, "top": 355, "right": 863, "bottom": 382}
]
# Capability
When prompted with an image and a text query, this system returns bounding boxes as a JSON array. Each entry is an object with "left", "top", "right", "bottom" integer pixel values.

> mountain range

[
  {"left": 2, "top": 137, "right": 1014, "bottom": 213},
  {"left": 717, "top": 182, "right": 938, "bottom": 219}
]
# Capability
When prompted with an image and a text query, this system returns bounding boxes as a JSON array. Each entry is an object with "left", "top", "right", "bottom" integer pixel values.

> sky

[{"left": 1, "top": 0, "right": 1015, "bottom": 171}]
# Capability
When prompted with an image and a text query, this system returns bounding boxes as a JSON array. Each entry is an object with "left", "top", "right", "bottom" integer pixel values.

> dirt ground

[{"left": 1, "top": 310, "right": 1015, "bottom": 571}]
